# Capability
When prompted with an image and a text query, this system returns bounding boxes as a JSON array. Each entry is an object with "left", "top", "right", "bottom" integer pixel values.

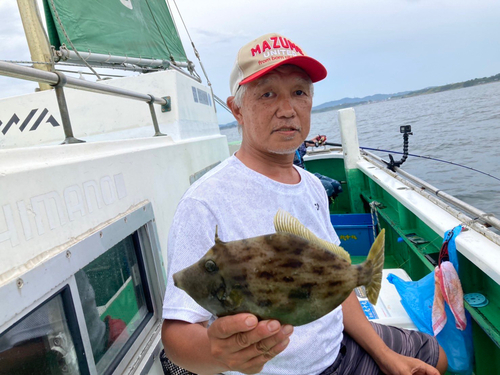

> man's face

[{"left": 234, "top": 65, "right": 313, "bottom": 156}]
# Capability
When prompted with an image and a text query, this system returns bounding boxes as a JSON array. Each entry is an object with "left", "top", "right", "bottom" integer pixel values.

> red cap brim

[{"left": 239, "top": 55, "right": 327, "bottom": 86}]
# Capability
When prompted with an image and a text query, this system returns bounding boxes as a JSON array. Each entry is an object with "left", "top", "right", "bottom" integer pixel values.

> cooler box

[
  {"left": 355, "top": 269, "right": 417, "bottom": 330},
  {"left": 330, "top": 214, "right": 375, "bottom": 256}
]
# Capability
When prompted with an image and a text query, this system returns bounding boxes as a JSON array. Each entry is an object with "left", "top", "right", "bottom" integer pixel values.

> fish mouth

[{"left": 172, "top": 272, "right": 180, "bottom": 288}]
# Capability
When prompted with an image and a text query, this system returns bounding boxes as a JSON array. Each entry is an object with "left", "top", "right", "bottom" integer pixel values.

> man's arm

[
  {"left": 161, "top": 198, "right": 294, "bottom": 374},
  {"left": 342, "top": 292, "right": 446, "bottom": 375},
  {"left": 161, "top": 314, "right": 293, "bottom": 375}
]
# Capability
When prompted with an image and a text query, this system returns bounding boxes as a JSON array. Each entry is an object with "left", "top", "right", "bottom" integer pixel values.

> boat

[
  {"left": 303, "top": 110, "right": 500, "bottom": 375},
  {"left": 0, "top": 1, "right": 499, "bottom": 374},
  {"left": 0, "top": 1, "right": 226, "bottom": 374}
]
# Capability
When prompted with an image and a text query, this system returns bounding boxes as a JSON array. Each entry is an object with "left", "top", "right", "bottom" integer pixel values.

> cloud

[
  {"left": 1, "top": 0, "right": 500, "bottom": 124},
  {"left": 190, "top": 29, "right": 250, "bottom": 45}
]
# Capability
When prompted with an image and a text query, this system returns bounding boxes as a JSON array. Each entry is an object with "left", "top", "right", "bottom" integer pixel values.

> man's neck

[{"left": 235, "top": 146, "right": 301, "bottom": 184}]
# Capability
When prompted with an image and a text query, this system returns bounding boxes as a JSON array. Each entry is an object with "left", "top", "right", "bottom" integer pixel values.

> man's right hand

[{"left": 207, "top": 314, "right": 293, "bottom": 374}]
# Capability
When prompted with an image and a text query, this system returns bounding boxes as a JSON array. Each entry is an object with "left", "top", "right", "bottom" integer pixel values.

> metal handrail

[
  {"left": 0, "top": 60, "right": 170, "bottom": 143},
  {"left": 0, "top": 61, "right": 167, "bottom": 105}
]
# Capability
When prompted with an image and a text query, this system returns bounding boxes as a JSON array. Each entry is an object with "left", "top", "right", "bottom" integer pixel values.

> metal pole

[
  {"left": 51, "top": 71, "right": 85, "bottom": 144},
  {"left": 55, "top": 48, "right": 174, "bottom": 68},
  {"left": 0, "top": 61, "right": 167, "bottom": 105},
  {"left": 148, "top": 95, "right": 166, "bottom": 137}
]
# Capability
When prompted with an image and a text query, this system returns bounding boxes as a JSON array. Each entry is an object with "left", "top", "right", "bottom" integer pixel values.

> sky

[{"left": 1, "top": 0, "right": 499, "bottom": 124}]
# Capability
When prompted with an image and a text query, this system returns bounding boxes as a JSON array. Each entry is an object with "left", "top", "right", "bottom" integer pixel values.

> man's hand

[
  {"left": 207, "top": 314, "right": 293, "bottom": 374},
  {"left": 377, "top": 350, "right": 441, "bottom": 375}
]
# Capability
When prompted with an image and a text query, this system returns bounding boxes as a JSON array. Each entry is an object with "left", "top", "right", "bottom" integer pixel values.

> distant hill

[
  {"left": 219, "top": 73, "right": 500, "bottom": 127},
  {"left": 312, "top": 73, "right": 500, "bottom": 114},
  {"left": 313, "top": 92, "right": 411, "bottom": 111},
  {"left": 220, "top": 120, "right": 238, "bottom": 129}
]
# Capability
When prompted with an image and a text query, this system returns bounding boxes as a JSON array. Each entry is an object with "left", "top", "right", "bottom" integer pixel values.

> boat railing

[
  {"left": 0, "top": 60, "right": 171, "bottom": 144},
  {"left": 52, "top": 46, "right": 202, "bottom": 84},
  {"left": 362, "top": 149, "right": 500, "bottom": 244}
]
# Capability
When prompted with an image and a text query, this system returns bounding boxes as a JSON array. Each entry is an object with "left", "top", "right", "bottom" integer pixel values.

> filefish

[{"left": 173, "top": 209, "right": 385, "bottom": 326}]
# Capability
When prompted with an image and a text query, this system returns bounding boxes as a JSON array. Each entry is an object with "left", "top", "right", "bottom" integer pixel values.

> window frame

[
  {"left": 0, "top": 202, "right": 165, "bottom": 375},
  {"left": 0, "top": 284, "right": 91, "bottom": 375}
]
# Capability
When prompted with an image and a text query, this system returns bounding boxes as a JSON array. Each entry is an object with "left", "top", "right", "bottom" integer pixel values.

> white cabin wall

[
  {"left": 0, "top": 135, "right": 229, "bottom": 286},
  {"left": 0, "top": 70, "right": 219, "bottom": 148}
]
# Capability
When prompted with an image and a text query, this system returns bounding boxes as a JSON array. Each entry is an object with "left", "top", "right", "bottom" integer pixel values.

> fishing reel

[{"left": 385, "top": 125, "right": 413, "bottom": 172}]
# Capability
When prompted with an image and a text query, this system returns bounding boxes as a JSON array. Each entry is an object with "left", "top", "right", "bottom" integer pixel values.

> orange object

[{"left": 104, "top": 315, "right": 128, "bottom": 347}]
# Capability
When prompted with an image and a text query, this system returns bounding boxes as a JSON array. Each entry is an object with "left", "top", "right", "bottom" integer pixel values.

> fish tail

[{"left": 364, "top": 229, "right": 385, "bottom": 305}]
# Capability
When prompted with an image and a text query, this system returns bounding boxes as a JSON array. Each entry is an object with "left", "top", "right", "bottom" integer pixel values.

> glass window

[
  {"left": 197, "top": 88, "right": 209, "bottom": 105},
  {"left": 0, "top": 294, "right": 81, "bottom": 375},
  {"left": 75, "top": 234, "right": 150, "bottom": 374},
  {"left": 192, "top": 86, "right": 199, "bottom": 103}
]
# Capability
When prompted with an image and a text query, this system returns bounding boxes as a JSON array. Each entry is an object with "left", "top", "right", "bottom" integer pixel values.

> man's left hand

[{"left": 378, "top": 351, "right": 440, "bottom": 375}]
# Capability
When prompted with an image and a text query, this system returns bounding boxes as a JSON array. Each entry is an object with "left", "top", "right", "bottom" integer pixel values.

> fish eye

[{"left": 204, "top": 260, "right": 218, "bottom": 273}]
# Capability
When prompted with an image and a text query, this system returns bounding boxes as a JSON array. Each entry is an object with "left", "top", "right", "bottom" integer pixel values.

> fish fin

[
  {"left": 214, "top": 225, "right": 222, "bottom": 244},
  {"left": 365, "top": 229, "right": 385, "bottom": 305},
  {"left": 273, "top": 209, "right": 351, "bottom": 263}
]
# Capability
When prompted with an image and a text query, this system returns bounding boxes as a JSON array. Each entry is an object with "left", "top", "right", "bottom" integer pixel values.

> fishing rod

[{"left": 307, "top": 139, "right": 500, "bottom": 183}]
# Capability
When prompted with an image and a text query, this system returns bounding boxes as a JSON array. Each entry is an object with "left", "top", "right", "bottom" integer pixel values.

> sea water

[{"left": 220, "top": 81, "right": 500, "bottom": 220}]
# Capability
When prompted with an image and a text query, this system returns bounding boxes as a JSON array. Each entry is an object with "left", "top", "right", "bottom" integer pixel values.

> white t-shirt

[{"left": 162, "top": 155, "right": 343, "bottom": 375}]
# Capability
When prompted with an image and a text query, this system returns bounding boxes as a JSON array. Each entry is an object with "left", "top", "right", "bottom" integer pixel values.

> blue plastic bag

[{"left": 387, "top": 226, "right": 474, "bottom": 374}]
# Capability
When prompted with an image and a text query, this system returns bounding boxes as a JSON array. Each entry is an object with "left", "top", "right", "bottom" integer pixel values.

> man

[
  {"left": 161, "top": 33, "right": 447, "bottom": 375},
  {"left": 293, "top": 134, "right": 343, "bottom": 203}
]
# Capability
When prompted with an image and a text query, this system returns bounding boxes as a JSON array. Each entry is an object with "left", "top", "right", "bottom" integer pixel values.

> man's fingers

[
  {"left": 209, "top": 314, "right": 258, "bottom": 340},
  {"left": 254, "top": 324, "right": 293, "bottom": 353},
  {"left": 228, "top": 334, "right": 291, "bottom": 373},
  {"left": 212, "top": 318, "right": 293, "bottom": 356},
  {"left": 411, "top": 364, "right": 440, "bottom": 375},
  {"left": 230, "top": 322, "right": 293, "bottom": 359},
  {"left": 230, "top": 320, "right": 292, "bottom": 351},
  {"left": 207, "top": 317, "right": 293, "bottom": 373},
  {"left": 216, "top": 319, "right": 284, "bottom": 354}
]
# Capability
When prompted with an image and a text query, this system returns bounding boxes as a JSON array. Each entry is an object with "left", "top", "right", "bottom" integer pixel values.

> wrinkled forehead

[{"left": 251, "top": 65, "right": 312, "bottom": 87}]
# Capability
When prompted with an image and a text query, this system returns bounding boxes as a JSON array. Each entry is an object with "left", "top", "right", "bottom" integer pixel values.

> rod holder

[
  {"left": 148, "top": 95, "right": 166, "bottom": 137},
  {"left": 51, "top": 71, "right": 85, "bottom": 144}
]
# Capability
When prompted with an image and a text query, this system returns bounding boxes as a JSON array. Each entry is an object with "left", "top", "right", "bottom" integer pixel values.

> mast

[{"left": 17, "top": 0, "right": 54, "bottom": 91}]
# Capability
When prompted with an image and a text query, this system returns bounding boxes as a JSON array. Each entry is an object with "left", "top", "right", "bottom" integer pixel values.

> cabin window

[
  {"left": 0, "top": 204, "right": 163, "bottom": 375},
  {"left": 192, "top": 86, "right": 212, "bottom": 106},
  {"left": 0, "top": 292, "right": 83, "bottom": 374},
  {"left": 75, "top": 233, "right": 152, "bottom": 374},
  {"left": 192, "top": 86, "right": 199, "bottom": 102}
]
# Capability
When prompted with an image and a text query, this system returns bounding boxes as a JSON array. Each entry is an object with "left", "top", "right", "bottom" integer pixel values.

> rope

[
  {"left": 144, "top": 0, "right": 174, "bottom": 62},
  {"left": 55, "top": 69, "right": 126, "bottom": 78},
  {"left": 368, "top": 198, "right": 449, "bottom": 259},
  {"left": 169, "top": 0, "right": 214, "bottom": 90},
  {"left": 1, "top": 60, "right": 53, "bottom": 65},
  {"left": 369, "top": 201, "right": 382, "bottom": 241},
  {"left": 56, "top": 61, "right": 161, "bottom": 72},
  {"left": 166, "top": 0, "right": 233, "bottom": 114},
  {"left": 214, "top": 94, "right": 232, "bottom": 114},
  {"left": 48, "top": 0, "right": 102, "bottom": 79}
]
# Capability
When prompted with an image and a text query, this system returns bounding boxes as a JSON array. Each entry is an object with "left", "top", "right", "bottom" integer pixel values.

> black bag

[{"left": 159, "top": 349, "right": 197, "bottom": 375}]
